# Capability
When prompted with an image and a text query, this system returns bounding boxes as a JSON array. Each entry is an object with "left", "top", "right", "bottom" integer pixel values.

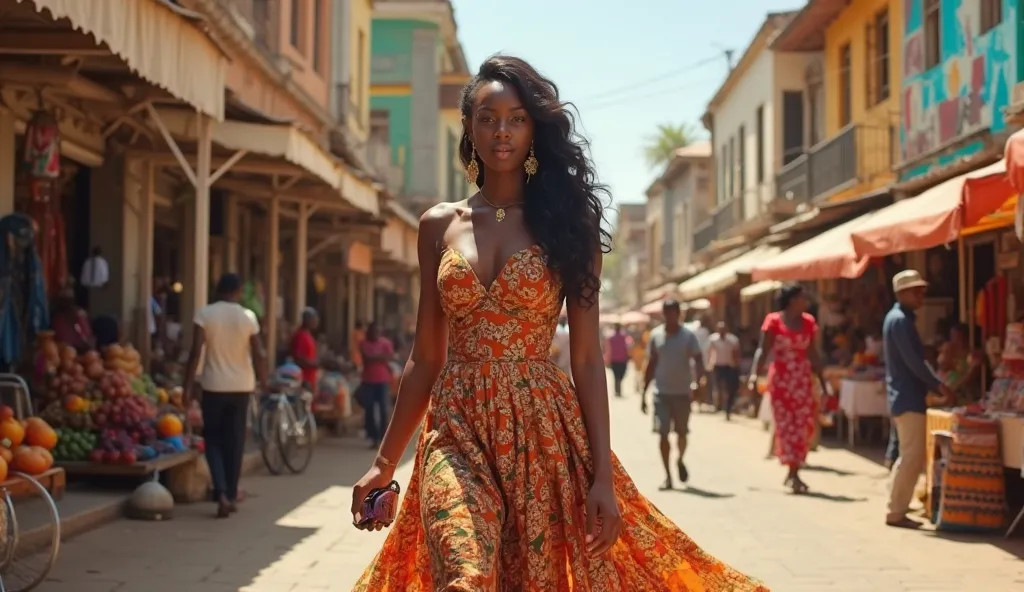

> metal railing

[
  {"left": 775, "top": 124, "right": 893, "bottom": 204},
  {"left": 693, "top": 220, "right": 716, "bottom": 253}
]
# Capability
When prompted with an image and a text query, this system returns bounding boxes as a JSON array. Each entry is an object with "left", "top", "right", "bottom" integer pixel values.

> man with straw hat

[{"left": 883, "top": 270, "right": 954, "bottom": 529}]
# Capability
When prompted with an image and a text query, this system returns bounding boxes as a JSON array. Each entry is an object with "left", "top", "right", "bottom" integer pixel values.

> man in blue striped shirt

[{"left": 882, "top": 270, "right": 953, "bottom": 529}]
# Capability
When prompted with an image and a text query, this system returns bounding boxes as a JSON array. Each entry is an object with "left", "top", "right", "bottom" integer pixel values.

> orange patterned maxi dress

[{"left": 353, "top": 246, "right": 769, "bottom": 591}]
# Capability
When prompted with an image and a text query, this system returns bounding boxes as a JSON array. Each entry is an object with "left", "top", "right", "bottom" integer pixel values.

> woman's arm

[
  {"left": 748, "top": 329, "right": 774, "bottom": 387},
  {"left": 566, "top": 251, "right": 620, "bottom": 555},
  {"left": 372, "top": 208, "right": 452, "bottom": 476},
  {"left": 567, "top": 264, "right": 611, "bottom": 483}
]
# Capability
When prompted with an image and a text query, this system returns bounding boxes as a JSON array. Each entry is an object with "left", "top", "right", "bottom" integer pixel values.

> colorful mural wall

[{"left": 900, "top": 0, "right": 1017, "bottom": 180}]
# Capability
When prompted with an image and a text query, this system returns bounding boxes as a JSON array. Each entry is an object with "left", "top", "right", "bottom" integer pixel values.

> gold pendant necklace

[{"left": 479, "top": 192, "right": 522, "bottom": 222}]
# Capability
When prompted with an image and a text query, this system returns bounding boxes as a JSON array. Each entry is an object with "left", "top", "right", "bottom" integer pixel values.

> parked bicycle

[{"left": 249, "top": 363, "right": 316, "bottom": 475}]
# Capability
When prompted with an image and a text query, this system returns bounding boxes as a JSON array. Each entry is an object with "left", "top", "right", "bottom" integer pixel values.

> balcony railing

[
  {"left": 775, "top": 124, "right": 893, "bottom": 204},
  {"left": 368, "top": 140, "right": 405, "bottom": 195},
  {"left": 776, "top": 154, "right": 809, "bottom": 202},
  {"left": 693, "top": 220, "right": 716, "bottom": 253}
]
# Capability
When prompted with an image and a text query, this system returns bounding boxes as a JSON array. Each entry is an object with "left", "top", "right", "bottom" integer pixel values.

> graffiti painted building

[{"left": 900, "top": 0, "right": 1019, "bottom": 181}]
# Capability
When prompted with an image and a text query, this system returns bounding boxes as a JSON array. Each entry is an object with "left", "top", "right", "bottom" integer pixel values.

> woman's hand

[
  {"left": 350, "top": 463, "right": 395, "bottom": 531},
  {"left": 584, "top": 477, "right": 621, "bottom": 556}
]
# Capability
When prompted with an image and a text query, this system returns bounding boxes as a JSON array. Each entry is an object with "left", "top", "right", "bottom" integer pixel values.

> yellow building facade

[
  {"left": 824, "top": 0, "right": 903, "bottom": 203},
  {"left": 774, "top": 0, "right": 903, "bottom": 205}
]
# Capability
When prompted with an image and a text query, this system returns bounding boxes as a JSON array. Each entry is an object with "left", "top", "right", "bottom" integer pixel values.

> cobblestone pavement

[{"left": 32, "top": 371, "right": 1024, "bottom": 591}]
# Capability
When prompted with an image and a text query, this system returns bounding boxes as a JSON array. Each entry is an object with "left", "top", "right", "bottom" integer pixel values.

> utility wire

[
  {"left": 587, "top": 77, "right": 722, "bottom": 112},
  {"left": 577, "top": 54, "right": 723, "bottom": 103}
]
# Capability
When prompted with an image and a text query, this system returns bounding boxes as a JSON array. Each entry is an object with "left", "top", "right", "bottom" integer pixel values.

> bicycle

[
  {"left": 0, "top": 376, "right": 60, "bottom": 592},
  {"left": 251, "top": 389, "right": 316, "bottom": 475}
]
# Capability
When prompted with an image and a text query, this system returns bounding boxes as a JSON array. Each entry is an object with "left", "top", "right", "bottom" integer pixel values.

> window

[
  {"left": 808, "top": 82, "right": 823, "bottom": 145},
  {"left": 290, "top": 0, "right": 302, "bottom": 50},
  {"left": 718, "top": 147, "right": 727, "bottom": 204},
  {"left": 755, "top": 106, "right": 765, "bottom": 183},
  {"left": 727, "top": 137, "right": 735, "bottom": 200},
  {"left": 869, "top": 9, "right": 890, "bottom": 105},
  {"left": 312, "top": 1, "right": 323, "bottom": 73},
  {"left": 782, "top": 91, "right": 805, "bottom": 166},
  {"left": 737, "top": 125, "right": 746, "bottom": 192},
  {"left": 924, "top": 0, "right": 940, "bottom": 69},
  {"left": 981, "top": 0, "right": 1002, "bottom": 33},
  {"left": 838, "top": 43, "right": 852, "bottom": 126}
]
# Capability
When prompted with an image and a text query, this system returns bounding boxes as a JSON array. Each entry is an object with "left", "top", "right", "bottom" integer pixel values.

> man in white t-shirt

[
  {"left": 183, "top": 273, "right": 267, "bottom": 518},
  {"left": 708, "top": 321, "right": 741, "bottom": 419},
  {"left": 550, "top": 315, "right": 572, "bottom": 379}
]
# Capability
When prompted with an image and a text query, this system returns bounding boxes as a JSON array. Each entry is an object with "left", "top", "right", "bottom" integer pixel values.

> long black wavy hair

[{"left": 459, "top": 55, "right": 612, "bottom": 308}]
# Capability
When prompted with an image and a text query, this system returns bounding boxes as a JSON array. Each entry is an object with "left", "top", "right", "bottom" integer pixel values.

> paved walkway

[{"left": 32, "top": 373, "right": 1024, "bottom": 591}]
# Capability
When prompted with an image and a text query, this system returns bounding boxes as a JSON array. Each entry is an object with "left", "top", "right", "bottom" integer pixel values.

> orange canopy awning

[
  {"left": 850, "top": 161, "right": 1012, "bottom": 257},
  {"left": 1004, "top": 130, "right": 1024, "bottom": 240},
  {"left": 750, "top": 213, "right": 877, "bottom": 282}
]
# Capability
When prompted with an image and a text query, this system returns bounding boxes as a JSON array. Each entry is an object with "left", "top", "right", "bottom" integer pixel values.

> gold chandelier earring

[
  {"left": 465, "top": 145, "right": 480, "bottom": 185},
  {"left": 524, "top": 144, "right": 539, "bottom": 181}
]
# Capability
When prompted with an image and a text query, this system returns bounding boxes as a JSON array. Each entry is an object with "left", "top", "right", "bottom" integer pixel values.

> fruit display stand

[
  {"left": 34, "top": 341, "right": 205, "bottom": 490},
  {"left": 56, "top": 449, "right": 198, "bottom": 477},
  {"left": 0, "top": 468, "right": 65, "bottom": 501}
]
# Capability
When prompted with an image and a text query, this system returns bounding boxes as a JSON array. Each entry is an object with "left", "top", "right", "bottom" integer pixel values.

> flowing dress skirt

[{"left": 353, "top": 358, "right": 769, "bottom": 591}]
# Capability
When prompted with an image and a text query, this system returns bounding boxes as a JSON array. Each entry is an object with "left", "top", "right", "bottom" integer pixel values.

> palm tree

[{"left": 643, "top": 123, "right": 697, "bottom": 169}]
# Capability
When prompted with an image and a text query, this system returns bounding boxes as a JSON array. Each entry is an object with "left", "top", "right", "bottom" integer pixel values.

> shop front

[
  {"left": 847, "top": 156, "right": 1024, "bottom": 533},
  {"left": 677, "top": 244, "right": 780, "bottom": 331},
  {"left": 374, "top": 202, "right": 419, "bottom": 347},
  {"left": 0, "top": 0, "right": 227, "bottom": 490}
]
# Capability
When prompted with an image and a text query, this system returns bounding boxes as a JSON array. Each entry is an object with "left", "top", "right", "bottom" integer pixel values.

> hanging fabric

[
  {"left": 22, "top": 109, "right": 67, "bottom": 292},
  {"left": 0, "top": 214, "right": 50, "bottom": 370}
]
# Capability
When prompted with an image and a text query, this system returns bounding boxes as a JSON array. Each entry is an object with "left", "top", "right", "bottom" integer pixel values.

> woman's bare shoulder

[{"left": 419, "top": 202, "right": 462, "bottom": 243}]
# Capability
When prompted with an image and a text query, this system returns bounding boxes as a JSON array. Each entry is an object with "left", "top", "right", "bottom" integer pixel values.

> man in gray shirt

[{"left": 642, "top": 299, "right": 705, "bottom": 489}]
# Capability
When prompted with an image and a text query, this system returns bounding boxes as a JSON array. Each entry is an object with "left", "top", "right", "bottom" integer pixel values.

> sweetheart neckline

[{"left": 443, "top": 245, "right": 539, "bottom": 292}]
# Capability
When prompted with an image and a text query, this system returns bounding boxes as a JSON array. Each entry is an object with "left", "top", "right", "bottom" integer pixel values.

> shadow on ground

[{"left": 32, "top": 434, "right": 417, "bottom": 592}]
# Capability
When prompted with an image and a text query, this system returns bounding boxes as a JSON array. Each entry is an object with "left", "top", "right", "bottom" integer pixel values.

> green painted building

[{"left": 368, "top": 1, "right": 470, "bottom": 214}]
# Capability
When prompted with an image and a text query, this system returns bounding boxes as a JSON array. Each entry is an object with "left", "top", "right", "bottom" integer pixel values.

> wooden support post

[
  {"left": 0, "top": 108, "right": 13, "bottom": 215},
  {"left": 194, "top": 114, "right": 212, "bottom": 310},
  {"left": 138, "top": 160, "right": 155, "bottom": 368},
  {"left": 294, "top": 203, "right": 308, "bottom": 324},
  {"left": 225, "top": 194, "right": 239, "bottom": 274},
  {"left": 265, "top": 196, "right": 281, "bottom": 364}
]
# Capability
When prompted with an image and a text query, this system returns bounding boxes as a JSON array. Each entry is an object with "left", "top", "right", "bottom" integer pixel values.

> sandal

[{"left": 789, "top": 477, "right": 809, "bottom": 495}]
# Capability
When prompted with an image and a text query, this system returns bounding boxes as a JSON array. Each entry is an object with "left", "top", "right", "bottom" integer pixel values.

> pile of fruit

[
  {"left": 0, "top": 407, "right": 59, "bottom": 481},
  {"left": 103, "top": 344, "right": 143, "bottom": 378},
  {"left": 52, "top": 428, "right": 97, "bottom": 461},
  {"left": 33, "top": 339, "right": 205, "bottom": 467}
]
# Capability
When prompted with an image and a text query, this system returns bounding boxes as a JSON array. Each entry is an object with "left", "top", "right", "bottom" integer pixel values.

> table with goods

[
  {"left": 34, "top": 341, "right": 203, "bottom": 478},
  {"left": 924, "top": 322, "right": 1024, "bottom": 535}
]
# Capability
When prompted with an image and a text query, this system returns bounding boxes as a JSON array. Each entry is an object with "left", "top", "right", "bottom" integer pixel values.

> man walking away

[
  {"left": 883, "top": 270, "right": 953, "bottom": 529},
  {"left": 183, "top": 273, "right": 267, "bottom": 519},
  {"left": 642, "top": 300, "right": 705, "bottom": 490},
  {"left": 606, "top": 323, "right": 633, "bottom": 397},
  {"left": 709, "top": 321, "right": 741, "bottom": 419},
  {"left": 359, "top": 322, "right": 395, "bottom": 449}
]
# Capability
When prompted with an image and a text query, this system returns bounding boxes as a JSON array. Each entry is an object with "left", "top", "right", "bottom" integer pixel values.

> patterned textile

[
  {"left": 934, "top": 413, "right": 1006, "bottom": 532},
  {"left": 354, "top": 245, "right": 768, "bottom": 591},
  {"left": 761, "top": 312, "right": 818, "bottom": 468}
]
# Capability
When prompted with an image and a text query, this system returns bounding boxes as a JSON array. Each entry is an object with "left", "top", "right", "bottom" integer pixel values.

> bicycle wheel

[
  {"left": 0, "top": 473, "right": 61, "bottom": 592},
  {"left": 280, "top": 396, "right": 315, "bottom": 474},
  {"left": 258, "top": 401, "right": 286, "bottom": 475}
]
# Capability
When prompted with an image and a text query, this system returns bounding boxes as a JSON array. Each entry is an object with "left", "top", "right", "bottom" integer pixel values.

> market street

[{"left": 35, "top": 374, "right": 1024, "bottom": 592}]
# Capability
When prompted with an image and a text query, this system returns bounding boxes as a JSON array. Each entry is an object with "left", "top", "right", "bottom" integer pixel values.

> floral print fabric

[
  {"left": 762, "top": 312, "right": 818, "bottom": 468},
  {"left": 354, "top": 246, "right": 769, "bottom": 591}
]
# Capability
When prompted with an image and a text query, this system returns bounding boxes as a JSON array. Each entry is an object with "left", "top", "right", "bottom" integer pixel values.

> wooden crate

[{"left": 0, "top": 468, "right": 66, "bottom": 501}]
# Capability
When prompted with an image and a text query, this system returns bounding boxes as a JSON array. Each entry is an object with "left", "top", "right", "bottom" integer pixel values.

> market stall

[
  {"left": 925, "top": 322, "right": 1024, "bottom": 532},
  {"left": 32, "top": 334, "right": 203, "bottom": 483}
]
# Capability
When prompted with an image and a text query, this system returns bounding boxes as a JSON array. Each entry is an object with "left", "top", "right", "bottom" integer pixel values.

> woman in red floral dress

[{"left": 747, "top": 284, "right": 829, "bottom": 494}]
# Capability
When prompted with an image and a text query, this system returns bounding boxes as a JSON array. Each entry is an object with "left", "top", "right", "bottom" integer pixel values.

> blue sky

[{"left": 451, "top": 0, "right": 804, "bottom": 215}]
